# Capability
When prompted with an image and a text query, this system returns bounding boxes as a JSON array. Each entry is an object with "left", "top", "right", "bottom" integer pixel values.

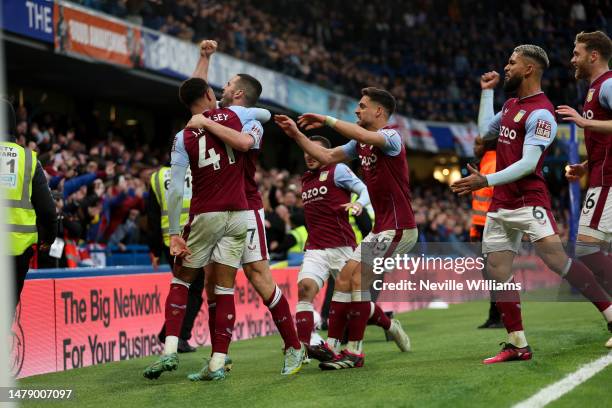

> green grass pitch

[{"left": 18, "top": 300, "right": 611, "bottom": 408}]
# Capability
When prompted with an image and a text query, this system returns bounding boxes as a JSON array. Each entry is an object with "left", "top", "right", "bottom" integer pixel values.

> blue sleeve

[
  {"left": 483, "top": 111, "right": 502, "bottom": 140},
  {"left": 341, "top": 140, "right": 358, "bottom": 160},
  {"left": 229, "top": 105, "right": 272, "bottom": 124},
  {"left": 478, "top": 90, "right": 501, "bottom": 140},
  {"left": 168, "top": 164, "right": 187, "bottom": 234},
  {"left": 524, "top": 109, "right": 557, "bottom": 149},
  {"left": 62, "top": 172, "right": 97, "bottom": 199},
  {"left": 378, "top": 129, "right": 402, "bottom": 156},
  {"left": 171, "top": 130, "right": 189, "bottom": 168},
  {"left": 242, "top": 119, "right": 264, "bottom": 149},
  {"left": 49, "top": 175, "right": 64, "bottom": 190},
  {"left": 599, "top": 78, "right": 612, "bottom": 110},
  {"left": 334, "top": 163, "right": 370, "bottom": 206}
]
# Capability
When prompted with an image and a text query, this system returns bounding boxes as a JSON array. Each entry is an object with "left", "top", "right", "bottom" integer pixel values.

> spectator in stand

[{"left": 108, "top": 208, "right": 142, "bottom": 251}]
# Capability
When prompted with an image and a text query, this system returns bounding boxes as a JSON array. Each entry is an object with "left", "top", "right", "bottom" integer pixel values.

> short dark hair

[
  {"left": 575, "top": 31, "right": 612, "bottom": 61},
  {"left": 361, "top": 87, "right": 396, "bottom": 117},
  {"left": 236, "top": 73, "right": 262, "bottom": 106},
  {"left": 309, "top": 135, "right": 331, "bottom": 148},
  {"left": 179, "top": 78, "right": 210, "bottom": 108}
]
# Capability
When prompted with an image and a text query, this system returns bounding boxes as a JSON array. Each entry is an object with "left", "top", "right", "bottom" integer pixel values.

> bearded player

[
  {"left": 293, "top": 136, "right": 409, "bottom": 357},
  {"left": 276, "top": 87, "right": 417, "bottom": 370},
  {"left": 187, "top": 40, "right": 306, "bottom": 375},
  {"left": 557, "top": 30, "right": 612, "bottom": 348},
  {"left": 452, "top": 45, "right": 612, "bottom": 363},
  {"left": 143, "top": 75, "right": 272, "bottom": 381}
]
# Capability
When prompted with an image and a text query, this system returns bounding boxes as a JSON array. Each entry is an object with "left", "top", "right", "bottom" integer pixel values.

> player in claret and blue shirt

[
  {"left": 557, "top": 31, "right": 612, "bottom": 349},
  {"left": 276, "top": 87, "right": 415, "bottom": 370},
  {"left": 452, "top": 44, "right": 612, "bottom": 363},
  {"left": 143, "top": 77, "right": 271, "bottom": 381},
  {"left": 293, "top": 135, "right": 409, "bottom": 358}
]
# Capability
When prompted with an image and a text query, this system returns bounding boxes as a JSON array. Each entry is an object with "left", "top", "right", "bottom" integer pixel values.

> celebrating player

[
  {"left": 275, "top": 87, "right": 416, "bottom": 370},
  {"left": 143, "top": 75, "right": 269, "bottom": 381},
  {"left": 451, "top": 45, "right": 612, "bottom": 363},
  {"left": 557, "top": 31, "right": 612, "bottom": 348},
  {"left": 186, "top": 40, "right": 306, "bottom": 376},
  {"left": 294, "top": 135, "right": 408, "bottom": 357}
]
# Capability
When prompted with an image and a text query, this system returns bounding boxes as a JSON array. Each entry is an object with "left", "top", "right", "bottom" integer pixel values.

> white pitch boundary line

[{"left": 512, "top": 351, "right": 612, "bottom": 408}]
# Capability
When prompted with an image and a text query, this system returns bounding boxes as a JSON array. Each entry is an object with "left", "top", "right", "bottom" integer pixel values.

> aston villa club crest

[
  {"left": 514, "top": 110, "right": 526, "bottom": 122},
  {"left": 319, "top": 171, "right": 329, "bottom": 181},
  {"left": 586, "top": 89, "right": 595, "bottom": 103}
]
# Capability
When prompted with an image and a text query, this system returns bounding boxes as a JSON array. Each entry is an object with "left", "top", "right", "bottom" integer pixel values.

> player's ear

[{"left": 376, "top": 105, "right": 384, "bottom": 118}]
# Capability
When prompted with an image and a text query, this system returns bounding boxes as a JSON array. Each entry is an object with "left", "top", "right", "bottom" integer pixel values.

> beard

[
  {"left": 219, "top": 93, "right": 232, "bottom": 108},
  {"left": 503, "top": 75, "right": 522, "bottom": 93},
  {"left": 574, "top": 64, "right": 587, "bottom": 80}
]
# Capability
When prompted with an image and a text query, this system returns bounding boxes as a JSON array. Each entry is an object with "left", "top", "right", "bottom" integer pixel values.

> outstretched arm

[
  {"left": 452, "top": 109, "right": 556, "bottom": 195},
  {"left": 297, "top": 113, "right": 388, "bottom": 148},
  {"left": 187, "top": 114, "right": 254, "bottom": 152},
  {"left": 187, "top": 106, "right": 269, "bottom": 152},
  {"left": 557, "top": 78, "right": 612, "bottom": 134},
  {"left": 275, "top": 115, "right": 349, "bottom": 165},
  {"left": 450, "top": 145, "right": 543, "bottom": 196}
]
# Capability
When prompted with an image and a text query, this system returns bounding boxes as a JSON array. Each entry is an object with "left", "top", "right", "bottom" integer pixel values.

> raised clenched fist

[
  {"left": 480, "top": 71, "right": 500, "bottom": 90},
  {"left": 200, "top": 40, "right": 218, "bottom": 58}
]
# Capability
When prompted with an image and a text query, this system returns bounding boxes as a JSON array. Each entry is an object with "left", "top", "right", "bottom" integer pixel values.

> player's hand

[
  {"left": 341, "top": 202, "right": 363, "bottom": 216},
  {"left": 556, "top": 105, "right": 588, "bottom": 128},
  {"left": 565, "top": 161, "right": 587, "bottom": 182},
  {"left": 274, "top": 115, "right": 301, "bottom": 138},
  {"left": 297, "top": 113, "right": 326, "bottom": 130},
  {"left": 187, "top": 113, "right": 212, "bottom": 129},
  {"left": 170, "top": 235, "right": 191, "bottom": 258},
  {"left": 480, "top": 71, "right": 500, "bottom": 90},
  {"left": 450, "top": 164, "right": 488, "bottom": 196},
  {"left": 200, "top": 40, "right": 217, "bottom": 58},
  {"left": 150, "top": 253, "right": 159, "bottom": 271}
]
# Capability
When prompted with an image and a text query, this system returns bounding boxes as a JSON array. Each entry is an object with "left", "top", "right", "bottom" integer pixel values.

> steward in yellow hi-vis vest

[
  {"left": 1, "top": 99, "right": 57, "bottom": 308},
  {"left": 288, "top": 225, "right": 308, "bottom": 254},
  {"left": 149, "top": 166, "right": 191, "bottom": 248}
]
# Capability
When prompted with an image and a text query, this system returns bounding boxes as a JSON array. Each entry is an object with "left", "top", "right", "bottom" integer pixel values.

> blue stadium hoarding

[{"left": 2, "top": 0, "right": 54, "bottom": 43}]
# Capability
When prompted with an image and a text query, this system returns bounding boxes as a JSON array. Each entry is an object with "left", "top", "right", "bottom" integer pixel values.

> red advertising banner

[
  {"left": 11, "top": 280, "right": 56, "bottom": 379},
  {"left": 11, "top": 268, "right": 324, "bottom": 379},
  {"left": 11, "top": 260, "right": 561, "bottom": 378},
  {"left": 53, "top": 2, "right": 141, "bottom": 67}
]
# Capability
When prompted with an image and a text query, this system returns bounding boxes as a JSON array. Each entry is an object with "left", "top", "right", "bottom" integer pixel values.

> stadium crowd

[
  {"left": 13, "top": 104, "right": 575, "bottom": 265},
  {"left": 71, "top": 0, "right": 610, "bottom": 122}
]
